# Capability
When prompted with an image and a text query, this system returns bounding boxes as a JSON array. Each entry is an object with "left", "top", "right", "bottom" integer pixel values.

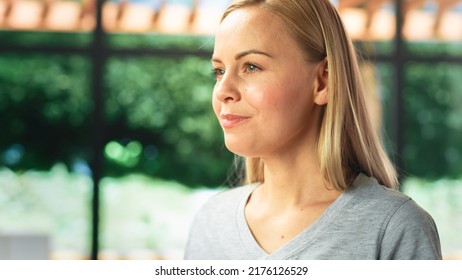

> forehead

[{"left": 214, "top": 7, "right": 298, "bottom": 56}]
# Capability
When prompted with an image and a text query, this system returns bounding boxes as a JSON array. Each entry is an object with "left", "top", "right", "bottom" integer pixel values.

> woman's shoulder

[
  {"left": 350, "top": 173, "right": 413, "bottom": 207},
  {"left": 350, "top": 173, "right": 438, "bottom": 228},
  {"left": 345, "top": 174, "right": 441, "bottom": 259},
  {"left": 346, "top": 173, "right": 436, "bottom": 224},
  {"left": 353, "top": 176, "right": 443, "bottom": 259}
]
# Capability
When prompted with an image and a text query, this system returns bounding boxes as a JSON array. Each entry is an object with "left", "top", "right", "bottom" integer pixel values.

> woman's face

[{"left": 212, "top": 6, "right": 324, "bottom": 158}]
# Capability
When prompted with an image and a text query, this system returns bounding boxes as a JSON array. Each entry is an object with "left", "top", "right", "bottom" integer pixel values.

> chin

[{"left": 224, "top": 140, "right": 255, "bottom": 158}]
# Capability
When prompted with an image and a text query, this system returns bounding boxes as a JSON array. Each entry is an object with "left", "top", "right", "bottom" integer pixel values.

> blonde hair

[{"left": 222, "top": 0, "right": 398, "bottom": 190}]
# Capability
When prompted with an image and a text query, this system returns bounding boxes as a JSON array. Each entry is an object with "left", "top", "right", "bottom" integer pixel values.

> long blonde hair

[{"left": 222, "top": 0, "right": 398, "bottom": 190}]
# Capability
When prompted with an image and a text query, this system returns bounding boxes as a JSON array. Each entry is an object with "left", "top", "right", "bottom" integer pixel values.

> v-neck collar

[{"left": 235, "top": 174, "right": 369, "bottom": 259}]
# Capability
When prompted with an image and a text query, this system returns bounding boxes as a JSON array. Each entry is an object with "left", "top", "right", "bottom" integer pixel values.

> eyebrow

[{"left": 211, "top": 49, "right": 273, "bottom": 63}]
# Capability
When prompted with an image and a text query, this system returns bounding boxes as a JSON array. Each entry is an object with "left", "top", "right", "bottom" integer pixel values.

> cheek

[
  {"left": 212, "top": 95, "right": 221, "bottom": 117},
  {"left": 244, "top": 85, "right": 280, "bottom": 110},
  {"left": 251, "top": 85, "right": 296, "bottom": 116},
  {"left": 261, "top": 86, "right": 311, "bottom": 126}
]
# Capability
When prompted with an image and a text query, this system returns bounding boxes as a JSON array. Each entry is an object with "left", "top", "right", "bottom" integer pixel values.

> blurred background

[{"left": 0, "top": 0, "right": 461, "bottom": 260}]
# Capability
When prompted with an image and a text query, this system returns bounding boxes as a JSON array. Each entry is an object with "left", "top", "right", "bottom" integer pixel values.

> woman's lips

[{"left": 220, "top": 114, "right": 251, "bottom": 129}]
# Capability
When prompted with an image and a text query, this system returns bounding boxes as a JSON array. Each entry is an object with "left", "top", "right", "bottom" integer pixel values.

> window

[{"left": 1, "top": 0, "right": 461, "bottom": 259}]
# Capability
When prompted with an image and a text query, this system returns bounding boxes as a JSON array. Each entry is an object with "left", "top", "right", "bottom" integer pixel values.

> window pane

[{"left": 0, "top": 53, "right": 93, "bottom": 259}]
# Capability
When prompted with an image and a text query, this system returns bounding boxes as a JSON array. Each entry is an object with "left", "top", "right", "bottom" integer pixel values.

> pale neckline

[{"left": 235, "top": 174, "right": 369, "bottom": 259}]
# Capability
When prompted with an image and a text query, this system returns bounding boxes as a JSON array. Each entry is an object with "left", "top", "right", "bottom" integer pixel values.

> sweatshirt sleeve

[{"left": 379, "top": 199, "right": 442, "bottom": 260}]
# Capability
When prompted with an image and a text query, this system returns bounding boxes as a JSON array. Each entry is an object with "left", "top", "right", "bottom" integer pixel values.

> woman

[{"left": 185, "top": 0, "right": 442, "bottom": 259}]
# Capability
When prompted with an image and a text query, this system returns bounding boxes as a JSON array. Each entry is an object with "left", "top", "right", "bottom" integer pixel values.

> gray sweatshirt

[{"left": 184, "top": 173, "right": 442, "bottom": 260}]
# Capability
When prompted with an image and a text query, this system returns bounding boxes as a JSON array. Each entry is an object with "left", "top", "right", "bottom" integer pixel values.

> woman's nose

[{"left": 213, "top": 73, "right": 241, "bottom": 103}]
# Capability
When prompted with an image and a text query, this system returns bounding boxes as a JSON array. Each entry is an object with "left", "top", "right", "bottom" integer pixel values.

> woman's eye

[
  {"left": 245, "top": 63, "right": 260, "bottom": 73},
  {"left": 211, "top": 68, "right": 225, "bottom": 78}
]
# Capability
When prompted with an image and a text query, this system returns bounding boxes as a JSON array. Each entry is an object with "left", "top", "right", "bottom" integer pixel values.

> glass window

[{"left": 2, "top": 0, "right": 462, "bottom": 261}]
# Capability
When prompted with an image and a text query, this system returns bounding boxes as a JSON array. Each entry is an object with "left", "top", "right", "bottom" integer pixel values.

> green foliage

[
  {"left": 1, "top": 33, "right": 462, "bottom": 257},
  {"left": 103, "top": 55, "right": 233, "bottom": 186},
  {"left": 406, "top": 41, "right": 462, "bottom": 56},
  {"left": 0, "top": 53, "right": 92, "bottom": 169},
  {"left": 403, "top": 63, "right": 462, "bottom": 178},
  {"left": 0, "top": 34, "right": 461, "bottom": 186},
  {"left": 0, "top": 31, "right": 92, "bottom": 47},
  {"left": 0, "top": 51, "right": 233, "bottom": 187}
]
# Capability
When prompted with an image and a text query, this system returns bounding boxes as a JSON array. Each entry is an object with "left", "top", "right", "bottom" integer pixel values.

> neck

[
  {"left": 247, "top": 107, "right": 342, "bottom": 209},
  {"left": 255, "top": 129, "right": 341, "bottom": 210}
]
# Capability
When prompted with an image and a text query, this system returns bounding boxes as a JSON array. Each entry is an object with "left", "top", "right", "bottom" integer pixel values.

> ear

[{"left": 313, "top": 58, "right": 328, "bottom": 106}]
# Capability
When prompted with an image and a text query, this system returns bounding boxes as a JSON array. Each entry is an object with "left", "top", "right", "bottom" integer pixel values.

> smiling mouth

[{"left": 220, "top": 114, "right": 251, "bottom": 129}]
